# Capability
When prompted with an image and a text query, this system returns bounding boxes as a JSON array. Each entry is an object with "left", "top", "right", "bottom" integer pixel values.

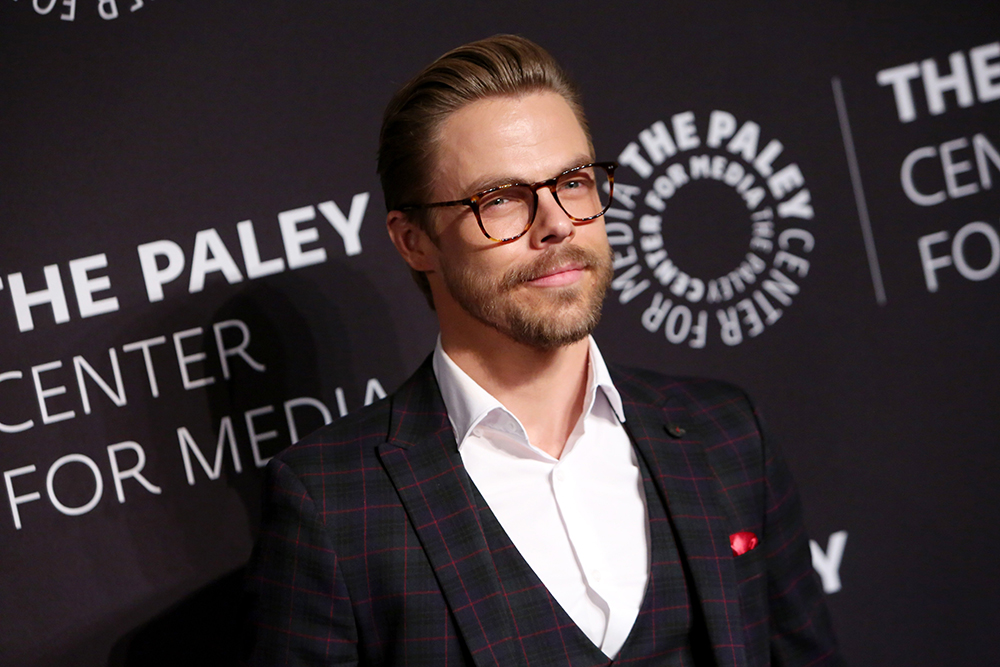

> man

[{"left": 243, "top": 35, "right": 841, "bottom": 666}]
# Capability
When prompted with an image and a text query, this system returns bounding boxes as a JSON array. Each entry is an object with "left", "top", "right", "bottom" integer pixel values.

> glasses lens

[
  {"left": 478, "top": 185, "right": 533, "bottom": 241},
  {"left": 555, "top": 165, "right": 612, "bottom": 221}
]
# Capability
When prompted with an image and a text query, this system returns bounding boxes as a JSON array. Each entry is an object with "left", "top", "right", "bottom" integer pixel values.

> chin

[{"left": 492, "top": 291, "right": 604, "bottom": 350}]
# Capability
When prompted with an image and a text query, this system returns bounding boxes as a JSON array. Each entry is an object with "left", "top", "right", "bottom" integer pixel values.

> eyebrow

[{"left": 461, "top": 154, "right": 595, "bottom": 197}]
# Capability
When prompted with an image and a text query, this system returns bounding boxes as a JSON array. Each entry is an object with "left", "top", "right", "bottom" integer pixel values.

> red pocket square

[{"left": 730, "top": 531, "right": 759, "bottom": 556}]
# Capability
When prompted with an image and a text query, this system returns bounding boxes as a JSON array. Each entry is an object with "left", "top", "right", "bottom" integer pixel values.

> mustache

[{"left": 499, "top": 245, "right": 610, "bottom": 290}]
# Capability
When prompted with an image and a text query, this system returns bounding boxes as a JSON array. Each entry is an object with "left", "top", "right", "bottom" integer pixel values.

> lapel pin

[{"left": 665, "top": 424, "right": 686, "bottom": 438}]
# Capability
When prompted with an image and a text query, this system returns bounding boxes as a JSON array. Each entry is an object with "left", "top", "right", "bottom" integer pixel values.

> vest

[{"left": 472, "top": 444, "right": 713, "bottom": 666}]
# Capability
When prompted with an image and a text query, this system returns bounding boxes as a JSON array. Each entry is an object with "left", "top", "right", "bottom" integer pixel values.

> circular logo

[{"left": 607, "top": 110, "right": 816, "bottom": 347}]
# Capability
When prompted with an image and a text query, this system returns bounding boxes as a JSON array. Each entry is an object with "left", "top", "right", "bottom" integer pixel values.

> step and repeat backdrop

[{"left": 1, "top": 2, "right": 997, "bottom": 665}]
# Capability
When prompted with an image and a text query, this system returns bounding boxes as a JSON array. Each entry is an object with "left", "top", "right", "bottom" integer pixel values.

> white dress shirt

[{"left": 432, "top": 336, "right": 650, "bottom": 658}]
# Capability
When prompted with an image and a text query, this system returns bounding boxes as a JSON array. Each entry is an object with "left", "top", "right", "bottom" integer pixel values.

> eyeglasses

[{"left": 399, "top": 161, "right": 618, "bottom": 243}]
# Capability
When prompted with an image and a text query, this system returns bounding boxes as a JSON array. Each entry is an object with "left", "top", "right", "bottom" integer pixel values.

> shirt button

[
  {"left": 591, "top": 569, "right": 602, "bottom": 583},
  {"left": 554, "top": 470, "right": 566, "bottom": 482},
  {"left": 471, "top": 427, "right": 483, "bottom": 438}
]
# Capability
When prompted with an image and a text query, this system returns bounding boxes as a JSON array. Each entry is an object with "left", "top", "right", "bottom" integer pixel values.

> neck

[{"left": 441, "top": 325, "right": 591, "bottom": 459}]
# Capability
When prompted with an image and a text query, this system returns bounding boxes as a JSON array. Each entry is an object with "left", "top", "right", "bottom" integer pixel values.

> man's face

[{"left": 425, "top": 91, "right": 613, "bottom": 350}]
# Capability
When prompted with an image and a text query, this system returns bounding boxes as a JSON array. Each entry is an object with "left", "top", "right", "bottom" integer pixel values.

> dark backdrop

[{"left": 1, "top": 2, "right": 997, "bottom": 665}]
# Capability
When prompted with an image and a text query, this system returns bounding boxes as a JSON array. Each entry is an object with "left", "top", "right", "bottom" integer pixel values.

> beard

[{"left": 439, "top": 242, "right": 614, "bottom": 350}]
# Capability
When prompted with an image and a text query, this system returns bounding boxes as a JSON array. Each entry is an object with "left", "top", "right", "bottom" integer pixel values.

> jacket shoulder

[
  {"left": 610, "top": 363, "right": 752, "bottom": 415},
  {"left": 272, "top": 394, "right": 393, "bottom": 475}
]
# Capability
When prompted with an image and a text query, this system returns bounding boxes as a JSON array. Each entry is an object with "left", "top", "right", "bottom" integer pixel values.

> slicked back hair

[{"left": 378, "top": 34, "right": 591, "bottom": 307}]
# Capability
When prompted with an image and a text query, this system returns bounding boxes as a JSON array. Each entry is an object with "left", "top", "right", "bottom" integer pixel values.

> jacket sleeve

[
  {"left": 241, "top": 458, "right": 360, "bottom": 666},
  {"left": 751, "top": 397, "right": 844, "bottom": 666}
]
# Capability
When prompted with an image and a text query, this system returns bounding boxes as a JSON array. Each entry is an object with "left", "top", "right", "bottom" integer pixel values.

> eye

[
  {"left": 478, "top": 185, "right": 532, "bottom": 214},
  {"left": 558, "top": 172, "right": 595, "bottom": 193},
  {"left": 481, "top": 193, "right": 512, "bottom": 209}
]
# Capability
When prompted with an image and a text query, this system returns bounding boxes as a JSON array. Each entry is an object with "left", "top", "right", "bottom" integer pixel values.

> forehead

[{"left": 432, "top": 92, "right": 592, "bottom": 195}]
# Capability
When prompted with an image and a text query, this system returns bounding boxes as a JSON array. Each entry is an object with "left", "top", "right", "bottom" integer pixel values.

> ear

[{"left": 386, "top": 210, "right": 438, "bottom": 273}]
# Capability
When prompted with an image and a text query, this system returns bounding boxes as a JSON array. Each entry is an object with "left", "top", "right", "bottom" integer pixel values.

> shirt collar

[{"left": 432, "top": 335, "right": 625, "bottom": 449}]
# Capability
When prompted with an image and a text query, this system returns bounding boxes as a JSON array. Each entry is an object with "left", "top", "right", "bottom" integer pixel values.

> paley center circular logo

[{"left": 606, "top": 110, "right": 816, "bottom": 347}]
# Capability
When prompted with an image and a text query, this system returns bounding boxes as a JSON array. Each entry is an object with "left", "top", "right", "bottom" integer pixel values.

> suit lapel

[
  {"left": 377, "top": 358, "right": 524, "bottom": 667},
  {"left": 613, "top": 368, "right": 748, "bottom": 667}
]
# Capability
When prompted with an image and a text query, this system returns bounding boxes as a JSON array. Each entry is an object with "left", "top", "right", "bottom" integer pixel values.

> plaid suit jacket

[{"left": 242, "top": 357, "right": 841, "bottom": 666}]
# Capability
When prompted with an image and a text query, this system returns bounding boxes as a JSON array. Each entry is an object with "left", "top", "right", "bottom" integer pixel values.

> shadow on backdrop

[{"left": 105, "top": 265, "right": 405, "bottom": 666}]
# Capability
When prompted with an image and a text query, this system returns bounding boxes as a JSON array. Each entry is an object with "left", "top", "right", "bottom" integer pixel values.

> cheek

[
  {"left": 583, "top": 220, "right": 611, "bottom": 243},
  {"left": 439, "top": 227, "right": 521, "bottom": 271},
  {"left": 435, "top": 213, "right": 493, "bottom": 258},
  {"left": 455, "top": 254, "right": 511, "bottom": 288}
]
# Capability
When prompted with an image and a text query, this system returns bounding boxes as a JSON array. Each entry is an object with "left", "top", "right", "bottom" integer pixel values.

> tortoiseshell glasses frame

[{"left": 398, "top": 161, "right": 618, "bottom": 243}]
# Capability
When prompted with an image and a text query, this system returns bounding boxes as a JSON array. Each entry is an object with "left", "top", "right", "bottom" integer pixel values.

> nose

[{"left": 528, "top": 186, "right": 575, "bottom": 247}]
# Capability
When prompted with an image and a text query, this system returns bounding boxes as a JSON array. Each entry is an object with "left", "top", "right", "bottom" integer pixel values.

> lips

[
  {"left": 527, "top": 263, "right": 586, "bottom": 287},
  {"left": 500, "top": 246, "right": 599, "bottom": 291}
]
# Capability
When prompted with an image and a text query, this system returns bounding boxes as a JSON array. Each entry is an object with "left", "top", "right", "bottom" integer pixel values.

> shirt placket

[{"left": 550, "top": 443, "right": 613, "bottom": 644}]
